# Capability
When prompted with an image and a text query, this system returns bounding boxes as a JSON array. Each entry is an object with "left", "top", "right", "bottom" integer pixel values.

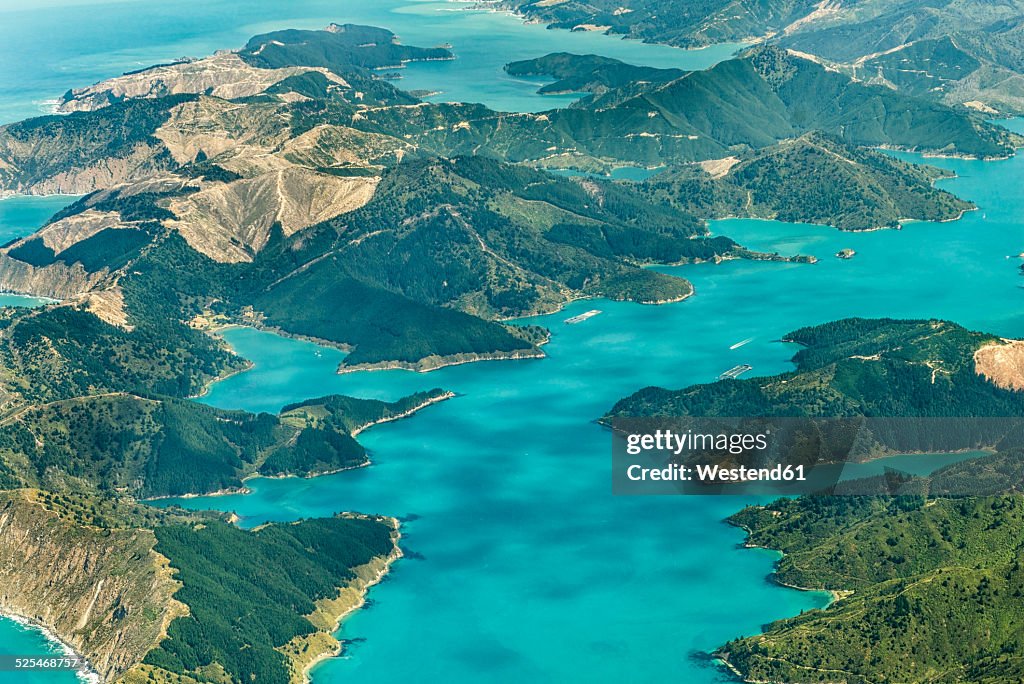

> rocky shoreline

[
  {"left": 281, "top": 516, "right": 403, "bottom": 684},
  {"left": 337, "top": 347, "right": 545, "bottom": 374},
  {"left": 349, "top": 391, "right": 455, "bottom": 436},
  {"left": 0, "top": 611, "right": 100, "bottom": 684},
  {"left": 713, "top": 514, "right": 847, "bottom": 683}
]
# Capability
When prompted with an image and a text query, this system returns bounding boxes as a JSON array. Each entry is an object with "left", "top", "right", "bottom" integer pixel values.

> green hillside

[
  {"left": 0, "top": 305, "right": 244, "bottom": 405},
  {"left": 502, "top": 0, "right": 1024, "bottom": 113},
  {"left": 0, "top": 387, "right": 450, "bottom": 498},
  {"left": 239, "top": 24, "right": 453, "bottom": 72},
  {"left": 607, "top": 318, "right": 1022, "bottom": 421},
  {"left": 721, "top": 462, "right": 1024, "bottom": 683},
  {"left": 644, "top": 132, "right": 973, "bottom": 230},
  {"left": 146, "top": 515, "right": 396, "bottom": 684},
  {"left": 505, "top": 53, "right": 684, "bottom": 94}
]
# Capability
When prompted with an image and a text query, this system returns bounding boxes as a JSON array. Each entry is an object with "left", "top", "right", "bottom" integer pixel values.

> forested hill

[
  {"left": 238, "top": 24, "right": 453, "bottom": 71},
  {"left": 505, "top": 52, "right": 685, "bottom": 94},
  {"left": 607, "top": 318, "right": 1024, "bottom": 421},
  {"left": 0, "top": 30, "right": 998, "bottom": 373},
  {"left": 0, "top": 489, "right": 403, "bottom": 684},
  {"left": 498, "top": 47, "right": 1021, "bottom": 160},
  {"left": 500, "top": 0, "right": 1024, "bottom": 115},
  {"left": 1, "top": 389, "right": 451, "bottom": 498},
  {"left": 143, "top": 514, "right": 400, "bottom": 684},
  {"left": 720, "top": 450, "right": 1024, "bottom": 683},
  {"left": 642, "top": 132, "right": 973, "bottom": 231}
]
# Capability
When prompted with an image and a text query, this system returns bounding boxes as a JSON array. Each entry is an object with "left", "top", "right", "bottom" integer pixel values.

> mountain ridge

[{"left": 500, "top": 0, "right": 1024, "bottom": 114}]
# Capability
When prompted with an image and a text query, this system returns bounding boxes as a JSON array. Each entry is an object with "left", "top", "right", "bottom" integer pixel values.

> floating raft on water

[
  {"left": 565, "top": 309, "right": 602, "bottom": 324},
  {"left": 719, "top": 364, "right": 752, "bottom": 380}
]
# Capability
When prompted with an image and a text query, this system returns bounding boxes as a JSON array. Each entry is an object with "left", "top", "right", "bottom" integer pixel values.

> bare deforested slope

[
  {"left": 167, "top": 167, "right": 379, "bottom": 262},
  {"left": 57, "top": 52, "right": 350, "bottom": 113}
]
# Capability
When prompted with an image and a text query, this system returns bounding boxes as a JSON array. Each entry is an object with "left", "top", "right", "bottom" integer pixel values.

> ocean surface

[
  {"left": 0, "top": 617, "right": 83, "bottom": 684},
  {"left": 0, "top": 1, "right": 1022, "bottom": 682},
  {"left": 0, "top": 196, "right": 76, "bottom": 309},
  {"left": 0, "top": 0, "right": 742, "bottom": 123}
]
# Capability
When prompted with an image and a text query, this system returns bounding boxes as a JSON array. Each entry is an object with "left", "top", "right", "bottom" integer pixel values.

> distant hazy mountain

[{"left": 502, "top": 0, "right": 1024, "bottom": 113}]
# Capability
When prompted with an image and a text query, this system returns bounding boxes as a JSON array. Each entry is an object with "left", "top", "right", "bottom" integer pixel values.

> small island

[{"left": 835, "top": 248, "right": 856, "bottom": 259}]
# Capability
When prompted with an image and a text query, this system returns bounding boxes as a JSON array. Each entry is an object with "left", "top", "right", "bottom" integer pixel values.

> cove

[
  {"left": 0, "top": 0, "right": 1021, "bottom": 679},
  {"left": 154, "top": 142, "right": 1024, "bottom": 681}
]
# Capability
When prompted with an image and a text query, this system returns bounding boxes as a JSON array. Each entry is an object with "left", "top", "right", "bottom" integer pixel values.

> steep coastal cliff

[
  {"left": 0, "top": 490, "right": 403, "bottom": 684},
  {"left": 0, "top": 491, "right": 185, "bottom": 681}
]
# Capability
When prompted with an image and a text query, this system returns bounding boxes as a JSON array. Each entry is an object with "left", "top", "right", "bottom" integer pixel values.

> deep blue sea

[{"left": 0, "top": 1, "right": 1022, "bottom": 682}]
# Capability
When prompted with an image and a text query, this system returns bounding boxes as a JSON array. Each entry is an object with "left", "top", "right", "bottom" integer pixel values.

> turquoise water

[
  {"left": 0, "top": 0, "right": 741, "bottom": 123},
  {"left": 152, "top": 147, "right": 1024, "bottom": 682},
  {"left": 0, "top": 196, "right": 68, "bottom": 308},
  {"left": 0, "top": 618, "right": 82, "bottom": 684},
  {"left": 0, "top": 295, "right": 52, "bottom": 308},
  {"left": 0, "top": 196, "right": 76, "bottom": 245},
  {"left": 0, "top": 0, "right": 1022, "bottom": 680}
]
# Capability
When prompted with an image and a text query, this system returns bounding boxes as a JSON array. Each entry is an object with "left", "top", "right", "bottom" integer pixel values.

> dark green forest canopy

[
  {"left": 0, "top": 305, "right": 243, "bottom": 403},
  {"left": 643, "top": 132, "right": 973, "bottom": 231},
  {"left": 607, "top": 318, "right": 1022, "bottom": 421},
  {"left": 239, "top": 24, "right": 453, "bottom": 71},
  {"left": 146, "top": 516, "right": 396, "bottom": 684},
  {"left": 505, "top": 52, "right": 685, "bottom": 94}
]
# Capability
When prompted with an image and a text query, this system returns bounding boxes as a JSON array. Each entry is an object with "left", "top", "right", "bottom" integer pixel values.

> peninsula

[
  {"left": 0, "top": 16, "right": 1016, "bottom": 684},
  {"left": 607, "top": 317, "right": 1024, "bottom": 682}
]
